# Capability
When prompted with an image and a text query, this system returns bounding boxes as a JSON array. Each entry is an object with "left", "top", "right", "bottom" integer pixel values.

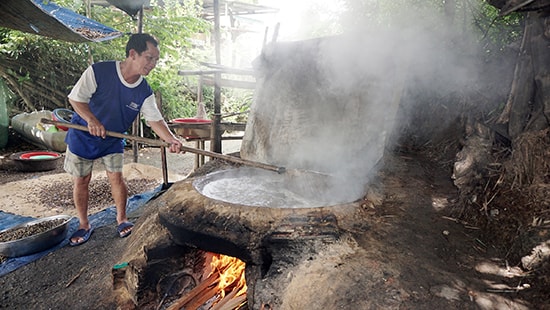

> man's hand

[
  {"left": 147, "top": 120, "right": 186, "bottom": 153},
  {"left": 87, "top": 119, "right": 106, "bottom": 138},
  {"left": 68, "top": 99, "right": 106, "bottom": 138},
  {"left": 167, "top": 137, "right": 184, "bottom": 153}
]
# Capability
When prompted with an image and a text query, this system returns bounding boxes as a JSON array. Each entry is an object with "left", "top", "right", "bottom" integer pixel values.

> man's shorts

[{"left": 64, "top": 147, "right": 124, "bottom": 177}]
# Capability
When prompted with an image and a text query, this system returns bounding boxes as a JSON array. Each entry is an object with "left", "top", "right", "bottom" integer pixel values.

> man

[{"left": 65, "top": 33, "right": 182, "bottom": 246}]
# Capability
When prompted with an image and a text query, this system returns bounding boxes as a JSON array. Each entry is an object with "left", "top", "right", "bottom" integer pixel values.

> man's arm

[{"left": 148, "top": 120, "right": 183, "bottom": 153}]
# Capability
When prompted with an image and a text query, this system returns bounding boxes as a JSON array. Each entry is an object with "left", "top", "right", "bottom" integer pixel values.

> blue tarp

[
  {"left": 34, "top": 0, "right": 122, "bottom": 41},
  {"left": 0, "top": 185, "right": 163, "bottom": 277},
  {"left": 0, "top": 0, "right": 123, "bottom": 43}
]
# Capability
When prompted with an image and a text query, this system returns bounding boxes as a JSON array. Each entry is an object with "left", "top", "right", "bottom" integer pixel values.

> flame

[{"left": 209, "top": 253, "right": 248, "bottom": 298}]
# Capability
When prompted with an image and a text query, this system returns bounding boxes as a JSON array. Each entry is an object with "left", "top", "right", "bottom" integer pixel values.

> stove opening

[
  {"left": 113, "top": 244, "right": 251, "bottom": 310},
  {"left": 161, "top": 252, "right": 248, "bottom": 310}
]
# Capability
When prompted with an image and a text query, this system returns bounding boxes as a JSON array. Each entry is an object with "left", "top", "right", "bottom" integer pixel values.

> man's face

[{"left": 134, "top": 41, "right": 160, "bottom": 76}]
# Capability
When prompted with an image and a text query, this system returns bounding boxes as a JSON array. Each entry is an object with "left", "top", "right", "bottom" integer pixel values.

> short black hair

[{"left": 125, "top": 33, "right": 159, "bottom": 57}]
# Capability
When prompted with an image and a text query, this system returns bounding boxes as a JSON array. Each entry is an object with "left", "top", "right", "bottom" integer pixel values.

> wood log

[
  {"left": 210, "top": 286, "right": 239, "bottom": 310},
  {"left": 166, "top": 272, "right": 219, "bottom": 310},
  {"left": 216, "top": 294, "right": 247, "bottom": 310},
  {"left": 183, "top": 284, "right": 220, "bottom": 310}
]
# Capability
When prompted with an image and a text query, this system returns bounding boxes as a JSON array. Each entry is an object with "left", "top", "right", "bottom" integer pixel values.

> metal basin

[
  {"left": 171, "top": 118, "right": 212, "bottom": 139},
  {"left": 193, "top": 167, "right": 353, "bottom": 208},
  {"left": 10, "top": 150, "right": 62, "bottom": 172},
  {"left": 0, "top": 214, "right": 72, "bottom": 257}
]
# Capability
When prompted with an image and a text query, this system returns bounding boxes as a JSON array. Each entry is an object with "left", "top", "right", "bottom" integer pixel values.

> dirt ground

[{"left": 0, "top": 132, "right": 548, "bottom": 309}]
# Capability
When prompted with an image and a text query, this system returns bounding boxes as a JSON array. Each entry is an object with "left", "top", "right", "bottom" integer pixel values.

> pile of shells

[
  {"left": 30, "top": 177, "right": 159, "bottom": 211},
  {"left": 0, "top": 218, "right": 66, "bottom": 243},
  {"left": 0, "top": 215, "right": 71, "bottom": 260}
]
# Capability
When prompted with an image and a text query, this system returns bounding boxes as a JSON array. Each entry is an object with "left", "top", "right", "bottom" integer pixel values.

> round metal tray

[
  {"left": 0, "top": 214, "right": 72, "bottom": 257},
  {"left": 170, "top": 118, "right": 212, "bottom": 139},
  {"left": 10, "top": 150, "right": 62, "bottom": 172}
]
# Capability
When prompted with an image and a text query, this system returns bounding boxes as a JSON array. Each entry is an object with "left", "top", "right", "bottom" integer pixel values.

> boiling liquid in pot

[{"left": 195, "top": 168, "right": 332, "bottom": 208}]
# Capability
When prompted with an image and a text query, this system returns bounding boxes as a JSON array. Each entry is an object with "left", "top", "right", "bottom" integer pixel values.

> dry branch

[
  {"left": 65, "top": 267, "right": 85, "bottom": 288},
  {"left": 0, "top": 51, "right": 82, "bottom": 113},
  {"left": 496, "top": 19, "right": 530, "bottom": 125},
  {"left": 1, "top": 73, "right": 36, "bottom": 111}
]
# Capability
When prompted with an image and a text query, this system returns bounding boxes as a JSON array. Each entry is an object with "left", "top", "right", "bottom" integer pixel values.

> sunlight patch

[
  {"left": 475, "top": 261, "right": 525, "bottom": 278},
  {"left": 431, "top": 196, "right": 449, "bottom": 211}
]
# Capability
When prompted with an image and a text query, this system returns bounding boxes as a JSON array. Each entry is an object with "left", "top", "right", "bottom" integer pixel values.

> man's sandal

[
  {"left": 117, "top": 222, "right": 134, "bottom": 238},
  {"left": 69, "top": 226, "right": 94, "bottom": 246}
]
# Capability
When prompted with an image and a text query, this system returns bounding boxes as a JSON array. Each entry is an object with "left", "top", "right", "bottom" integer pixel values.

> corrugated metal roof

[
  {"left": 0, "top": 0, "right": 122, "bottom": 42},
  {"left": 0, "top": 0, "right": 277, "bottom": 42},
  {"left": 90, "top": 0, "right": 149, "bottom": 17},
  {"left": 201, "top": 0, "right": 279, "bottom": 20},
  {"left": 90, "top": 0, "right": 278, "bottom": 19}
]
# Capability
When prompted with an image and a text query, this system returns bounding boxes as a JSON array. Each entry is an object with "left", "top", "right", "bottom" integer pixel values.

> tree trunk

[{"left": 499, "top": 11, "right": 550, "bottom": 139}]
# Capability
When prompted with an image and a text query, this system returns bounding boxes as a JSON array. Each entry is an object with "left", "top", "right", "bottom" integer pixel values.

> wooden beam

[
  {"left": 199, "top": 62, "right": 255, "bottom": 75},
  {"left": 201, "top": 76, "right": 256, "bottom": 89},
  {"left": 178, "top": 69, "right": 222, "bottom": 76}
]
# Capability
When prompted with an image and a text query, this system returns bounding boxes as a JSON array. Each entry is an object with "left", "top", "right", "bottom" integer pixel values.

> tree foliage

[
  {"left": 0, "top": 29, "right": 93, "bottom": 112},
  {"left": 0, "top": 0, "right": 210, "bottom": 120},
  {"left": 0, "top": 0, "right": 525, "bottom": 123}
]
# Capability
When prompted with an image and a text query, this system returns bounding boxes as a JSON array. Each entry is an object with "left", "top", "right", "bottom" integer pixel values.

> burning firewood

[
  {"left": 211, "top": 287, "right": 246, "bottom": 310},
  {"left": 165, "top": 272, "right": 219, "bottom": 310},
  {"left": 214, "top": 295, "right": 247, "bottom": 310},
  {"left": 166, "top": 253, "right": 247, "bottom": 310}
]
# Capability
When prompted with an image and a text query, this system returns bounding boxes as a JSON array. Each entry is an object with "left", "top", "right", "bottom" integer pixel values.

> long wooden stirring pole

[{"left": 41, "top": 118, "right": 286, "bottom": 174}]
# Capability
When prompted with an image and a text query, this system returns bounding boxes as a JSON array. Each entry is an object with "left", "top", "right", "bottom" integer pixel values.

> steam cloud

[{"left": 237, "top": 1, "right": 485, "bottom": 205}]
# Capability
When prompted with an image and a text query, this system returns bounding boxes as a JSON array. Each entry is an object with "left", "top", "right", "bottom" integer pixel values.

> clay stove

[
  {"left": 113, "top": 163, "right": 370, "bottom": 309},
  {"left": 113, "top": 34, "right": 402, "bottom": 309}
]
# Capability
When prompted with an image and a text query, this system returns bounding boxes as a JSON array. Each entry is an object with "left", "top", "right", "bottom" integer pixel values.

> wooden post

[
  {"left": 132, "top": 6, "right": 144, "bottom": 163},
  {"left": 272, "top": 22, "right": 280, "bottom": 43},
  {"left": 211, "top": 0, "right": 222, "bottom": 154}
]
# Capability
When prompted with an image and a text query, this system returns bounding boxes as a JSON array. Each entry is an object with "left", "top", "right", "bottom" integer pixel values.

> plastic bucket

[{"left": 52, "top": 108, "right": 74, "bottom": 131}]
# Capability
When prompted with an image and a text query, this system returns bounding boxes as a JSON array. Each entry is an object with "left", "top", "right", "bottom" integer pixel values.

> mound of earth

[{"left": 0, "top": 131, "right": 548, "bottom": 309}]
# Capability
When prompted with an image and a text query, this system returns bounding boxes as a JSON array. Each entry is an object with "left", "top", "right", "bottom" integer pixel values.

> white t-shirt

[{"left": 68, "top": 61, "right": 164, "bottom": 122}]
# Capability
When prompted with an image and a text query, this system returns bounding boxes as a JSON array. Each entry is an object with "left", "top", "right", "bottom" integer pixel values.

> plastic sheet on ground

[
  {"left": 0, "top": 0, "right": 123, "bottom": 43},
  {"left": 0, "top": 185, "right": 163, "bottom": 277}
]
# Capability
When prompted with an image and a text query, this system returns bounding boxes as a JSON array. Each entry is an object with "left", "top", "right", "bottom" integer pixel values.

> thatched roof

[{"left": 0, "top": 0, "right": 122, "bottom": 43}]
